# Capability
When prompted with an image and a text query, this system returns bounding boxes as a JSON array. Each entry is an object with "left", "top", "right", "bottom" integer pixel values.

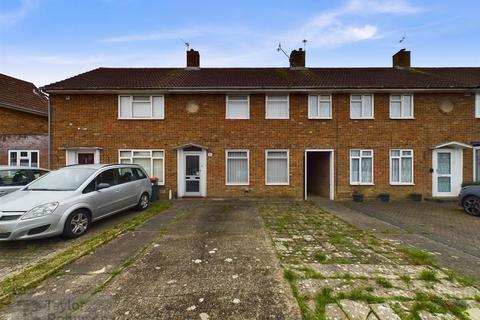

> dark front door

[
  {"left": 78, "top": 153, "right": 94, "bottom": 165},
  {"left": 185, "top": 154, "right": 201, "bottom": 195}
]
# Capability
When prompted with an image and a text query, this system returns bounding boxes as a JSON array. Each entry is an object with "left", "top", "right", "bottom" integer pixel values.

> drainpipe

[{"left": 47, "top": 97, "right": 51, "bottom": 169}]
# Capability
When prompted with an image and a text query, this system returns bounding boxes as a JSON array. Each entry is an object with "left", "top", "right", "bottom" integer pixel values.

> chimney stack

[
  {"left": 289, "top": 48, "right": 305, "bottom": 69},
  {"left": 392, "top": 49, "right": 411, "bottom": 68},
  {"left": 186, "top": 49, "right": 200, "bottom": 68}
]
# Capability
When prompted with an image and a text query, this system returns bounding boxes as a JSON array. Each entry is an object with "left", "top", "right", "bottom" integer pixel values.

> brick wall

[
  {"left": 49, "top": 92, "right": 480, "bottom": 199},
  {"left": 0, "top": 107, "right": 48, "bottom": 167}
]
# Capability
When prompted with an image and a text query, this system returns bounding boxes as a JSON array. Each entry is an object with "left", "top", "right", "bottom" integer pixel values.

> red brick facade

[
  {"left": 0, "top": 107, "right": 48, "bottom": 168},
  {"left": 49, "top": 91, "right": 479, "bottom": 199}
]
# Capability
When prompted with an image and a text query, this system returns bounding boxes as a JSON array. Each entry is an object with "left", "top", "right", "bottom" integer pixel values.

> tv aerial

[{"left": 179, "top": 37, "right": 190, "bottom": 50}]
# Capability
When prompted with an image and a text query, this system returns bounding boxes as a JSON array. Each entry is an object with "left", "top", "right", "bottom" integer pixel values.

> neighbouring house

[
  {"left": 42, "top": 49, "right": 480, "bottom": 199},
  {"left": 0, "top": 73, "right": 49, "bottom": 168}
]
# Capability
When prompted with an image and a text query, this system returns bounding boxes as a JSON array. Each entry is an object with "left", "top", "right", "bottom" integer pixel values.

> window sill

[
  {"left": 308, "top": 117, "right": 332, "bottom": 120},
  {"left": 266, "top": 183, "right": 290, "bottom": 186},
  {"left": 390, "top": 183, "right": 415, "bottom": 186},
  {"left": 350, "top": 117, "right": 374, "bottom": 120},
  {"left": 118, "top": 118, "right": 164, "bottom": 120},
  {"left": 265, "top": 117, "right": 290, "bottom": 120},
  {"left": 390, "top": 117, "right": 415, "bottom": 120},
  {"left": 350, "top": 183, "right": 374, "bottom": 186},
  {"left": 225, "top": 118, "right": 250, "bottom": 120}
]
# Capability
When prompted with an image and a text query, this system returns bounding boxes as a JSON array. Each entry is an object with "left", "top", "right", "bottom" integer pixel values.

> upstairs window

[
  {"left": 390, "top": 149, "right": 413, "bottom": 184},
  {"left": 266, "top": 95, "right": 289, "bottom": 119},
  {"left": 265, "top": 150, "right": 289, "bottom": 185},
  {"left": 226, "top": 95, "right": 249, "bottom": 119},
  {"left": 8, "top": 150, "right": 39, "bottom": 167},
  {"left": 350, "top": 149, "right": 373, "bottom": 185},
  {"left": 226, "top": 150, "right": 249, "bottom": 185},
  {"left": 308, "top": 94, "right": 332, "bottom": 119},
  {"left": 119, "top": 95, "right": 164, "bottom": 119},
  {"left": 476, "top": 93, "right": 480, "bottom": 118},
  {"left": 350, "top": 94, "right": 373, "bottom": 119},
  {"left": 390, "top": 94, "right": 413, "bottom": 119}
]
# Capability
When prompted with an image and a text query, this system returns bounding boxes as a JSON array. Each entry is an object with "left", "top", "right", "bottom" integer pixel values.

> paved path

[
  {"left": 1, "top": 201, "right": 300, "bottom": 320},
  {"left": 311, "top": 197, "right": 480, "bottom": 281}
]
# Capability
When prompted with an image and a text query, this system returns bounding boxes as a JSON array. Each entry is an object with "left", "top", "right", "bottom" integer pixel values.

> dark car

[
  {"left": 0, "top": 166, "right": 49, "bottom": 197},
  {"left": 459, "top": 185, "right": 480, "bottom": 216}
]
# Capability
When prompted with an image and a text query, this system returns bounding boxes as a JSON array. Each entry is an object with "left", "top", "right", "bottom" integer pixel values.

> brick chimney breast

[
  {"left": 186, "top": 49, "right": 200, "bottom": 68},
  {"left": 392, "top": 49, "right": 411, "bottom": 69},
  {"left": 289, "top": 48, "right": 306, "bottom": 69}
]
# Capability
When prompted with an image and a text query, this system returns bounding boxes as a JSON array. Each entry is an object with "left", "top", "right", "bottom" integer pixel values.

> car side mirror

[{"left": 96, "top": 183, "right": 110, "bottom": 190}]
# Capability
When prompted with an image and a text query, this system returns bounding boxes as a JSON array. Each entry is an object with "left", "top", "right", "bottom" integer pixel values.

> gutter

[{"left": 42, "top": 87, "right": 479, "bottom": 94}]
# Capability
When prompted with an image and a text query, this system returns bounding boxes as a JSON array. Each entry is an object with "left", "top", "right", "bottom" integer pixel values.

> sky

[{"left": 1, "top": 0, "right": 480, "bottom": 87}]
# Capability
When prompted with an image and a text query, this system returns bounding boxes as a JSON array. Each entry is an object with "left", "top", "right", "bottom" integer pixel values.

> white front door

[
  {"left": 432, "top": 149, "right": 463, "bottom": 197},
  {"left": 177, "top": 149, "right": 207, "bottom": 197}
]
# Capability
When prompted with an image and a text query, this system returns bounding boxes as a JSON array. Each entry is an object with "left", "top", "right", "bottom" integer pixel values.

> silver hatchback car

[{"left": 0, "top": 164, "right": 152, "bottom": 241}]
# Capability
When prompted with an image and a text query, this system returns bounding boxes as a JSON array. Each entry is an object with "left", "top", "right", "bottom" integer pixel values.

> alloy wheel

[
  {"left": 464, "top": 197, "right": 480, "bottom": 216},
  {"left": 71, "top": 212, "right": 89, "bottom": 235},
  {"left": 140, "top": 194, "right": 149, "bottom": 209}
]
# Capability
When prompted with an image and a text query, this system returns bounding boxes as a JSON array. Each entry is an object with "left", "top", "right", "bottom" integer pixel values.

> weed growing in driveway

[
  {"left": 399, "top": 247, "right": 437, "bottom": 266},
  {"left": 376, "top": 277, "right": 394, "bottom": 288},
  {"left": 314, "top": 252, "right": 327, "bottom": 263},
  {"left": 0, "top": 201, "right": 171, "bottom": 305},
  {"left": 418, "top": 269, "right": 439, "bottom": 282}
]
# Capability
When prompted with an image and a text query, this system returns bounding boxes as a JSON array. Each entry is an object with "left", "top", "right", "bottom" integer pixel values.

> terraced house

[{"left": 42, "top": 49, "right": 480, "bottom": 200}]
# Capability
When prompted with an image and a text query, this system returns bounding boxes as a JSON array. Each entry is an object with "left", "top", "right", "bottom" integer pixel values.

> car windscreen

[{"left": 26, "top": 168, "right": 96, "bottom": 191}]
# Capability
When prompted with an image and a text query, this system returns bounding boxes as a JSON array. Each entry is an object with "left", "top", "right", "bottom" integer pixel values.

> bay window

[{"left": 350, "top": 149, "right": 373, "bottom": 184}]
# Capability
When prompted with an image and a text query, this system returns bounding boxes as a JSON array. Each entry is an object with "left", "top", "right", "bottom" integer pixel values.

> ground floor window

[
  {"left": 226, "top": 150, "right": 249, "bottom": 185},
  {"left": 350, "top": 149, "right": 373, "bottom": 185},
  {"left": 475, "top": 148, "right": 480, "bottom": 181},
  {"left": 8, "top": 150, "right": 39, "bottom": 167},
  {"left": 265, "top": 150, "right": 289, "bottom": 185},
  {"left": 390, "top": 149, "right": 413, "bottom": 184},
  {"left": 119, "top": 150, "right": 164, "bottom": 184}
]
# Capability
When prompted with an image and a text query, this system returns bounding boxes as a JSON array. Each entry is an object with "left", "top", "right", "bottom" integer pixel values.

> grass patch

[
  {"left": 314, "top": 252, "right": 327, "bottom": 263},
  {"left": 418, "top": 269, "right": 439, "bottom": 282},
  {"left": 399, "top": 274, "right": 411, "bottom": 283},
  {"left": 376, "top": 277, "right": 394, "bottom": 288},
  {"left": 338, "top": 288, "right": 385, "bottom": 304},
  {"left": 399, "top": 247, "right": 437, "bottom": 266},
  {"left": 0, "top": 201, "right": 170, "bottom": 304}
]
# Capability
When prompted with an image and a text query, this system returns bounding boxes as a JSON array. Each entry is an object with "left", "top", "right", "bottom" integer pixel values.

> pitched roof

[
  {"left": 42, "top": 67, "right": 480, "bottom": 92},
  {"left": 0, "top": 73, "right": 48, "bottom": 116}
]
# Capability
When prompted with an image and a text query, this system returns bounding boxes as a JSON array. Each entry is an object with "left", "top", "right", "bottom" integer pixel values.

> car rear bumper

[{"left": 0, "top": 214, "right": 63, "bottom": 241}]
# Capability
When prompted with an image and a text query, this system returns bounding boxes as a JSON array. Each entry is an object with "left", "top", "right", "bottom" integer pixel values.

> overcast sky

[{"left": 1, "top": 0, "right": 479, "bottom": 86}]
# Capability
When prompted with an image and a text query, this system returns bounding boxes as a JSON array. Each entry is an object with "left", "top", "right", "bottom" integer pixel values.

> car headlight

[{"left": 21, "top": 202, "right": 59, "bottom": 220}]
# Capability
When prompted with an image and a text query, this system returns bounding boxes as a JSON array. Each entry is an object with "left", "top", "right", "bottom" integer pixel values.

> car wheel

[
  {"left": 463, "top": 196, "right": 480, "bottom": 216},
  {"left": 63, "top": 210, "right": 91, "bottom": 238},
  {"left": 136, "top": 193, "right": 150, "bottom": 211}
]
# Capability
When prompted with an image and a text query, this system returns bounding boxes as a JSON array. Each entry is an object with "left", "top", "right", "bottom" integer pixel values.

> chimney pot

[
  {"left": 186, "top": 49, "right": 200, "bottom": 68},
  {"left": 392, "top": 48, "right": 411, "bottom": 68},
  {"left": 289, "top": 49, "right": 306, "bottom": 69}
]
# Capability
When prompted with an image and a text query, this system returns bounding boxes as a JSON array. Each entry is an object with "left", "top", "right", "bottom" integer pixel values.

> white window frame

[
  {"left": 476, "top": 93, "right": 480, "bottom": 118},
  {"left": 265, "top": 94, "right": 289, "bottom": 119},
  {"left": 8, "top": 150, "right": 40, "bottom": 167},
  {"left": 389, "top": 149, "right": 414, "bottom": 185},
  {"left": 350, "top": 94, "right": 374, "bottom": 119},
  {"left": 474, "top": 146, "right": 480, "bottom": 182},
  {"left": 225, "top": 150, "right": 250, "bottom": 186},
  {"left": 308, "top": 94, "right": 332, "bottom": 119},
  {"left": 390, "top": 94, "right": 414, "bottom": 119},
  {"left": 118, "top": 95, "right": 165, "bottom": 120},
  {"left": 350, "top": 149, "right": 374, "bottom": 185},
  {"left": 226, "top": 94, "right": 250, "bottom": 119},
  {"left": 118, "top": 149, "right": 165, "bottom": 185},
  {"left": 265, "top": 149, "right": 290, "bottom": 186}
]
